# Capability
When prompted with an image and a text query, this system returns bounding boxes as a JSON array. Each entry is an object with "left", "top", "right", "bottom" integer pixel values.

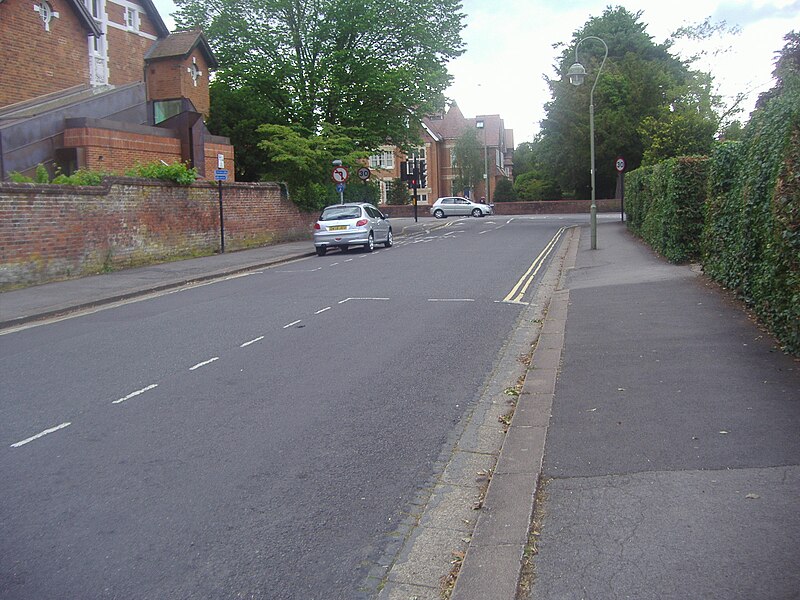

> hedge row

[
  {"left": 624, "top": 76, "right": 800, "bottom": 354},
  {"left": 625, "top": 156, "right": 709, "bottom": 263},
  {"left": 702, "top": 77, "right": 799, "bottom": 354}
]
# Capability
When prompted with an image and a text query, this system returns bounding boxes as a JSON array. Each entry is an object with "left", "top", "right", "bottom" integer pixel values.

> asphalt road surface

[{"left": 1, "top": 215, "right": 582, "bottom": 599}]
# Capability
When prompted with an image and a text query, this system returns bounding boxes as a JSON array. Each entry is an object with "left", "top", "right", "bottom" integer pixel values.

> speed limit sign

[
  {"left": 357, "top": 167, "right": 371, "bottom": 181},
  {"left": 615, "top": 157, "right": 626, "bottom": 172}
]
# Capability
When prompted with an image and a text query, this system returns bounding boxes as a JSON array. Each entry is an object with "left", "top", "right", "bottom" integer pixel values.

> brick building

[
  {"left": 368, "top": 102, "right": 513, "bottom": 205},
  {"left": 0, "top": 0, "right": 233, "bottom": 181}
]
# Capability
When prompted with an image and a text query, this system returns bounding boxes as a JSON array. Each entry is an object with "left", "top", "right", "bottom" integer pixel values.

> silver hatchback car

[
  {"left": 430, "top": 197, "right": 493, "bottom": 218},
  {"left": 313, "top": 203, "right": 393, "bottom": 256}
]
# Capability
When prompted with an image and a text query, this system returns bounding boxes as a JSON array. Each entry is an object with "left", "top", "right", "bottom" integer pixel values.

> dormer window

[{"left": 124, "top": 7, "right": 139, "bottom": 31}]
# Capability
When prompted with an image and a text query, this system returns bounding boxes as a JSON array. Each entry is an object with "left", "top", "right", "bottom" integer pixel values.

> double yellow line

[{"left": 503, "top": 227, "right": 566, "bottom": 303}]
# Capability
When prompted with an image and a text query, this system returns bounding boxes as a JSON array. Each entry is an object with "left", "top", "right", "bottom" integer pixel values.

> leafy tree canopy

[
  {"left": 175, "top": 0, "right": 465, "bottom": 169},
  {"left": 451, "top": 127, "right": 484, "bottom": 197},
  {"left": 537, "top": 6, "right": 724, "bottom": 199},
  {"left": 256, "top": 122, "right": 369, "bottom": 211}
]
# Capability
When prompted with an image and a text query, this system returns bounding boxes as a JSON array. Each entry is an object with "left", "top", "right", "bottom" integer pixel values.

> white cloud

[
  {"left": 446, "top": 0, "right": 798, "bottom": 144},
  {"left": 150, "top": 0, "right": 798, "bottom": 146}
]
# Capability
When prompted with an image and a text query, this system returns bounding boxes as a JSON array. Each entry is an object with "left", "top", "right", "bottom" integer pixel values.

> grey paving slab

[
  {"left": 532, "top": 466, "right": 800, "bottom": 600},
  {"left": 450, "top": 544, "right": 524, "bottom": 600}
]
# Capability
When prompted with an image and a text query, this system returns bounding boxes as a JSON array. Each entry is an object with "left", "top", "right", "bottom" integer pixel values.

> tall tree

[
  {"left": 451, "top": 127, "right": 484, "bottom": 198},
  {"left": 175, "top": 0, "right": 465, "bottom": 160},
  {"left": 537, "top": 6, "right": 719, "bottom": 198}
]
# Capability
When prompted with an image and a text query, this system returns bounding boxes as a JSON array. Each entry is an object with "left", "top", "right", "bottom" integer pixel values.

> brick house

[
  {"left": 368, "top": 102, "right": 513, "bottom": 205},
  {"left": 0, "top": 0, "right": 234, "bottom": 181}
]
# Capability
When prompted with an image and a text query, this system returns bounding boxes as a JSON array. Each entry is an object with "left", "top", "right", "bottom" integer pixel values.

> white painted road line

[
  {"left": 283, "top": 320, "right": 302, "bottom": 329},
  {"left": 11, "top": 422, "right": 71, "bottom": 448},
  {"left": 240, "top": 336, "right": 264, "bottom": 348},
  {"left": 428, "top": 298, "right": 476, "bottom": 302},
  {"left": 315, "top": 307, "right": 332, "bottom": 314},
  {"left": 338, "top": 298, "right": 390, "bottom": 304},
  {"left": 189, "top": 357, "right": 220, "bottom": 370},
  {"left": 113, "top": 383, "right": 159, "bottom": 404}
]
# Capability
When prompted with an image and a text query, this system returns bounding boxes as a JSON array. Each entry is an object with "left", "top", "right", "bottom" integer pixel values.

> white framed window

[
  {"left": 124, "top": 6, "right": 139, "bottom": 30},
  {"left": 368, "top": 150, "right": 394, "bottom": 170}
]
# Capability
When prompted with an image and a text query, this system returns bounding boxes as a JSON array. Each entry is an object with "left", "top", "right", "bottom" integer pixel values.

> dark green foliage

[
  {"left": 538, "top": 7, "right": 720, "bottom": 199},
  {"left": 337, "top": 180, "right": 380, "bottom": 206},
  {"left": 451, "top": 128, "right": 484, "bottom": 197},
  {"left": 385, "top": 178, "right": 411, "bottom": 205},
  {"left": 513, "top": 171, "right": 562, "bottom": 201},
  {"left": 125, "top": 162, "right": 198, "bottom": 185},
  {"left": 626, "top": 45, "right": 799, "bottom": 353},
  {"left": 493, "top": 178, "right": 517, "bottom": 202},
  {"left": 625, "top": 157, "right": 708, "bottom": 262},
  {"left": 51, "top": 170, "right": 107, "bottom": 186},
  {"left": 702, "top": 71, "right": 800, "bottom": 354},
  {"left": 175, "top": 0, "right": 465, "bottom": 154},
  {"left": 9, "top": 166, "right": 109, "bottom": 186},
  {"left": 256, "top": 123, "right": 368, "bottom": 212}
]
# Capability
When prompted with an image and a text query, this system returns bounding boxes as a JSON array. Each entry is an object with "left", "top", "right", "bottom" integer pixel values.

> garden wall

[
  {"left": 0, "top": 178, "right": 316, "bottom": 290},
  {"left": 378, "top": 198, "right": 621, "bottom": 218}
]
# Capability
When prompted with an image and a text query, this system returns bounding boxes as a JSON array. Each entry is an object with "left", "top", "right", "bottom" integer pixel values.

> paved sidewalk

[
  {"left": 520, "top": 222, "right": 799, "bottom": 599},
  {"left": 0, "top": 217, "right": 438, "bottom": 329}
]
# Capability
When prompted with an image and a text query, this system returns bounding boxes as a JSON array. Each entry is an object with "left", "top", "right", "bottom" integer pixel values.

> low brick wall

[
  {"left": 378, "top": 198, "right": 621, "bottom": 217},
  {"left": 0, "top": 178, "right": 316, "bottom": 290}
]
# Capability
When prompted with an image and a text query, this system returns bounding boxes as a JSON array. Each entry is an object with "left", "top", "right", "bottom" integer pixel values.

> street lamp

[
  {"left": 476, "top": 119, "right": 488, "bottom": 203},
  {"left": 568, "top": 36, "right": 607, "bottom": 250}
]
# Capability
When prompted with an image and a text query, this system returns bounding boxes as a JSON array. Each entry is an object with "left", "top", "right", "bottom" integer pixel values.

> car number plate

[{"left": 328, "top": 225, "right": 347, "bottom": 231}]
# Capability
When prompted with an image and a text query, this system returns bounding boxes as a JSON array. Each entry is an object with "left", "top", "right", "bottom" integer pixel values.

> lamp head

[{"left": 567, "top": 62, "right": 586, "bottom": 86}]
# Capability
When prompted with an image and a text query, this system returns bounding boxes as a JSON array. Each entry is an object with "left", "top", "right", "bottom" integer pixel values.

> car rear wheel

[
  {"left": 384, "top": 229, "right": 393, "bottom": 247},
  {"left": 434, "top": 209, "right": 445, "bottom": 219},
  {"left": 471, "top": 208, "right": 483, "bottom": 217},
  {"left": 316, "top": 247, "right": 327, "bottom": 256},
  {"left": 365, "top": 232, "right": 374, "bottom": 252}
]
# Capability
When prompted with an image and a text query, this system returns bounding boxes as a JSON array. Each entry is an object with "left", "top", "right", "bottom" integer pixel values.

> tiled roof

[{"left": 144, "top": 30, "right": 218, "bottom": 68}]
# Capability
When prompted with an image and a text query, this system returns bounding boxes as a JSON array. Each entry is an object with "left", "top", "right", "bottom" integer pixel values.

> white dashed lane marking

[
  {"left": 113, "top": 384, "right": 159, "bottom": 404},
  {"left": 11, "top": 422, "right": 71, "bottom": 448}
]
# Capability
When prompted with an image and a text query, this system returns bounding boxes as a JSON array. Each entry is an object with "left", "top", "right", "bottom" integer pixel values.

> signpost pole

[
  {"left": 218, "top": 179, "right": 225, "bottom": 253},
  {"left": 615, "top": 156, "right": 626, "bottom": 223},
  {"left": 214, "top": 166, "right": 228, "bottom": 254}
]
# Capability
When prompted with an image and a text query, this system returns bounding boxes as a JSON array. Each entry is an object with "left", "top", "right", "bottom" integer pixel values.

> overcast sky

[{"left": 151, "top": 0, "right": 799, "bottom": 145}]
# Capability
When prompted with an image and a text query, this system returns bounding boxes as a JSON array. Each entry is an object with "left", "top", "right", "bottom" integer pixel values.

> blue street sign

[
  {"left": 335, "top": 182, "right": 346, "bottom": 193},
  {"left": 214, "top": 169, "right": 229, "bottom": 181}
]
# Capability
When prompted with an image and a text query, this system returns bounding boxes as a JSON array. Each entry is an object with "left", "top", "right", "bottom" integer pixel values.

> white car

[
  {"left": 430, "top": 197, "right": 493, "bottom": 218},
  {"left": 313, "top": 203, "right": 392, "bottom": 256}
]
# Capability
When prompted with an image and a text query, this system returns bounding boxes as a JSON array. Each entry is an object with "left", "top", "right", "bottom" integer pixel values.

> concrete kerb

[
  {"left": 450, "top": 226, "right": 580, "bottom": 600},
  {"left": 375, "top": 228, "right": 578, "bottom": 600}
]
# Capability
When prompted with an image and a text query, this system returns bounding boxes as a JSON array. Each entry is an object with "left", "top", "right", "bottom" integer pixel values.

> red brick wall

[
  {"left": 62, "top": 126, "right": 234, "bottom": 181},
  {"left": 147, "top": 51, "right": 212, "bottom": 117},
  {"left": 0, "top": 0, "right": 91, "bottom": 107},
  {"left": 105, "top": 20, "right": 157, "bottom": 86},
  {"left": 377, "top": 199, "right": 622, "bottom": 217},
  {"left": 63, "top": 126, "right": 183, "bottom": 173},
  {"left": 0, "top": 179, "right": 316, "bottom": 289}
]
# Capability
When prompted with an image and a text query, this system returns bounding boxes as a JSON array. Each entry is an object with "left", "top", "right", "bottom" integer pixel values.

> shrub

[
  {"left": 701, "top": 75, "right": 800, "bottom": 353},
  {"left": 126, "top": 161, "right": 198, "bottom": 185},
  {"left": 493, "top": 177, "right": 517, "bottom": 202},
  {"left": 625, "top": 156, "right": 709, "bottom": 262}
]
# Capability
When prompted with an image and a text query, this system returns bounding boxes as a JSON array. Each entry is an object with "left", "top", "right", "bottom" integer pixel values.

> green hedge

[
  {"left": 625, "top": 75, "right": 799, "bottom": 354},
  {"left": 701, "top": 77, "right": 800, "bottom": 354},
  {"left": 625, "top": 156, "right": 709, "bottom": 262}
]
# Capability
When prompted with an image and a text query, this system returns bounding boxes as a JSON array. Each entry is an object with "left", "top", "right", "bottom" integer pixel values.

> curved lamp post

[{"left": 567, "top": 36, "right": 607, "bottom": 250}]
